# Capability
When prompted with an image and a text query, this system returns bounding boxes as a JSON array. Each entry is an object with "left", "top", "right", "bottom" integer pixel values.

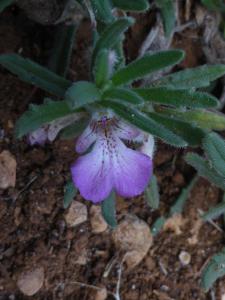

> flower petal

[
  {"left": 71, "top": 139, "right": 113, "bottom": 203},
  {"left": 140, "top": 134, "right": 155, "bottom": 158},
  {"left": 112, "top": 139, "right": 152, "bottom": 197},
  {"left": 28, "top": 127, "right": 48, "bottom": 146},
  {"left": 116, "top": 120, "right": 140, "bottom": 141},
  {"left": 75, "top": 123, "right": 97, "bottom": 153}
]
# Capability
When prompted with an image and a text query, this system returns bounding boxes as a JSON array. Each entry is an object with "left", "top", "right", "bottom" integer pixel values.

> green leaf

[
  {"left": 157, "top": 107, "right": 225, "bottom": 131},
  {"left": 101, "top": 192, "right": 117, "bottom": 228},
  {"left": 203, "top": 133, "right": 225, "bottom": 177},
  {"left": 66, "top": 81, "right": 101, "bottom": 109},
  {"left": 169, "top": 176, "right": 198, "bottom": 215},
  {"left": 151, "top": 216, "right": 166, "bottom": 236},
  {"left": 63, "top": 180, "right": 77, "bottom": 209},
  {"left": 151, "top": 178, "right": 197, "bottom": 236},
  {"left": 90, "top": 0, "right": 114, "bottom": 23},
  {"left": 201, "top": 0, "right": 225, "bottom": 11},
  {"left": 0, "top": 54, "right": 71, "bottom": 97},
  {"left": 155, "top": 64, "right": 225, "bottom": 89},
  {"left": 156, "top": 0, "right": 176, "bottom": 37},
  {"left": 94, "top": 49, "right": 111, "bottom": 87},
  {"left": 0, "top": 0, "right": 14, "bottom": 13},
  {"left": 60, "top": 118, "right": 89, "bottom": 139},
  {"left": 112, "top": 0, "right": 150, "bottom": 11},
  {"left": 145, "top": 175, "right": 160, "bottom": 210},
  {"left": 101, "top": 100, "right": 187, "bottom": 147},
  {"left": 202, "top": 202, "right": 225, "bottom": 221},
  {"left": 112, "top": 50, "right": 185, "bottom": 86},
  {"left": 185, "top": 153, "right": 225, "bottom": 190},
  {"left": 48, "top": 24, "right": 77, "bottom": 77},
  {"left": 147, "top": 112, "right": 205, "bottom": 146},
  {"left": 201, "top": 249, "right": 225, "bottom": 291},
  {"left": 135, "top": 88, "right": 218, "bottom": 108},
  {"left": 103, "top": 87, "right": 144, "bottom": 105},
  {"left": 15, "top": 99, "right": 74, "bottom": 138},
  {"left": 92, "top": 17, "right": 134, "bottom": 64}
]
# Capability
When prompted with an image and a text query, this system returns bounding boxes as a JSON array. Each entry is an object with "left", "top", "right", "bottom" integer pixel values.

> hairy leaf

[
  {"left": 185, "top": 153, "right": 225, "bottom": 190},
  {"left": 135, "top": 88, "right": 219, "bottom": 108},
  {"left": 157, "top": 108, "right": 225, "bottom": 131},
  {"left": 92, "top": 17, "right": 133, "bottom": 64},
  {"left": 48, "top": 24, "right": 77, "bottom": 77},
  {"left": 101, "top": 192, "right": 117, "bottom": 228},
  {"left": 169, "top": 176, "right": 198, "bottom": 215},
  {"left": 203, "top": 133, "right": 225, "bottom": 177},
  {"left": 0, "top": 54, "right": 71, "bottom": 97},
  {"left": 201, "top": 249, "right": 225, "bottom": 291},
  {"left": 66, "top": 81, "right": 101, "bottom": 109},
  {"left": 64, "top": 181, "right": 77, "bottom": 209},
  {"left": 101, "top": 100, "right": 187, "bottom": 147},
  {"left": 15, "top": 99, "right": 75, "bottom": 138},
  {"left": 202, "top": 202, "right": 225, "bottom": 221},
  {"left": 94, "top": 49, "right": 111, "bottom": 87},
  {"left": 112, "top": 50, "right": 185, "bottom": 86},
  {"left": 90, "top": 0, "right": 114, "bottom": 23},
  {"left": 155, "top": 64, "right": 225, "bottom": 89},
  {"left": 147, "top": 112, "right": 205, "bottom": 146},
  {"left": 156, "top": 0, "right": 176, "bottom": 37},
  {"left": 103, "top": 87, "right": 144, "bottom": 105},
  {"left": 145, "top": 175, "right": 160, "bottom": 209}
]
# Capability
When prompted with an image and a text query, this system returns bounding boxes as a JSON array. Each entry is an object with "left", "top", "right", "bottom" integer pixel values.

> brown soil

[{"left": 0, "top": 5, "right": 225, "bottom": 300}]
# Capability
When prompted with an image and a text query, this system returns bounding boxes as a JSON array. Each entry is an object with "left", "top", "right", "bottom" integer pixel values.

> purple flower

[
  {"left": 27, "top": 126, "right": 48, "bottom": 146},
  {"left": 28, "top": 112, "right": 87, "bottom": 146},
  {"left": 71, "top": 112, "right": 153, "bottom": 203}
]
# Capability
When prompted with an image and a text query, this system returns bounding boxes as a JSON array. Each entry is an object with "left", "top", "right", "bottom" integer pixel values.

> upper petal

[
  {"left": 75, "top": 122, "right": 97, "bottom": 154},
  {"left": 71, "top": 138, "right": 113, "bottom": 203},
  {"left": 112, "top": 139, "right": 152, "bottom": 198},
  {"left": 140, "top": 134, "right": 155, "bottom": 158},
  {"left": 115, "top": 120, "right": 140, "bottom": 141}
]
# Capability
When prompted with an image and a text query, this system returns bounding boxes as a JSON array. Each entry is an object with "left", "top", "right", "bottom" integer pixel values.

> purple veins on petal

[
  {"left": 112, "top": 138, "right": 152, "bottom": 198},
  {"left": 75, "top": 122, "right": 97, "bottom": 154},
  {"left": 71, "top": 138, "right": 113, "bottom": 203},
  {"left": 71, "top": 116, "right": 153, "bottom": 203}
]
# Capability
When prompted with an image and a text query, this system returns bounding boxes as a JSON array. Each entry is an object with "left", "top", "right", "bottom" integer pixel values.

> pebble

[
  {"left": 163, "top": 213, "right": 185, "bottom": 235},
  {"left": 112, "top": 214, "right": 153, "bottom": 269},
  {"left": 179, "top": 250, "right": 191, "bottom": 266},
  {"left": 90, "top": 206, "right": 108, "bottom": 233},
  {"left": 17, "top": 267, "right": 44, "bottom": 296},
  {"left": 64, "top": 201, "right": 87, "bottom": 227},
  {"left": 0, "top": 150, "right": 17, "bottom": 189},
  {"left": 94, "top": 287, "right": 107, "bottom": 300}
]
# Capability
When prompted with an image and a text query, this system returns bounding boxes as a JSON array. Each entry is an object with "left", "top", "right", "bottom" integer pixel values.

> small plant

[{"left": 1, "top": 0, "right": 225, "bottom": 223}]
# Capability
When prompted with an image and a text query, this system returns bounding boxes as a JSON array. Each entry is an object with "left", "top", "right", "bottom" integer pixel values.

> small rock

[
  {"left": 75, "top": 249, "right": 88, "bottom": 265},
  {"left": 179, "top": 250, "right": 191, "bottom": 266},
  {"left": 64, "top": 201, "right": 87, "bottom": 227},
  {"left": 17, "top": 267, "right": 44, "bottom": 296},
  {"left": 112, "top": 214, "right": 153, "bottom": 269},
  {"left": 95, "top": 288, "right": 107, "bottom": 300},
  {"left": 187, "top": 218, "right": 203, "bottom": 245},
  {"left": 0, "top": 150, "right": 17, "bottom": 189},
  {"left": 90, "top": 206, "right": 108, "bottom": 233},
  {"left": 163, "top": 213, "right": 185, "bottom": 235}
]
